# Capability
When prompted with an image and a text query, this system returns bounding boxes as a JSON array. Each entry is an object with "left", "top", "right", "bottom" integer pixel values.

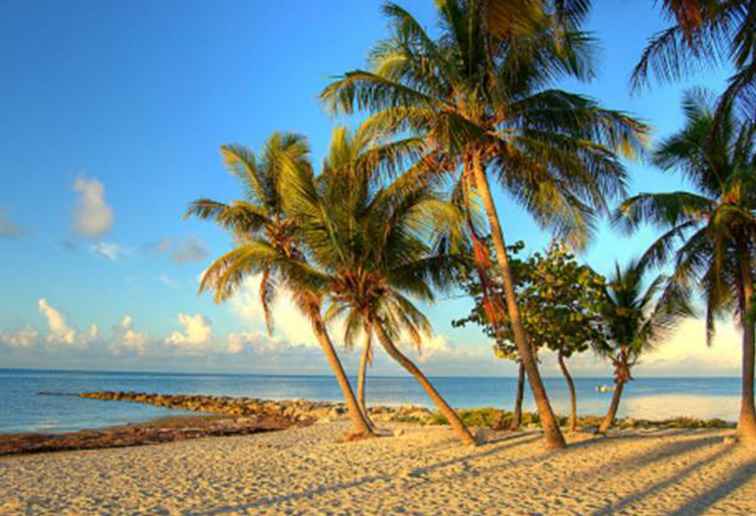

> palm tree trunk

[
  {"left": 598, "top": 379, "right": 625, "bottom": 433},
  {"left": 510, "top": 361, "right": 525, "bottom": 431},
  {"left": 558, "top": 351, "right": 578, "bottom": 433},
  {"left": 470, "top": 153, "right": 566, "bottom": 449},
  {"left": 373, "top": 323, "right": 476, "bottom": 445},
  {"left": 310, "top": 315, "right": 374, "bottom": 437},
  {"left": 357, "top": 334, "right": 375, "bottom": 429},
  {"left": 736, "top": 239, "right": 756, "bottom": 444}
]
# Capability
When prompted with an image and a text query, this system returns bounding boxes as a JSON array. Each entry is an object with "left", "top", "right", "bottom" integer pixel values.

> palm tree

[
  {"left": 615, "top": 89, "right": 756, "bottom": 443},
  {"left": 184, "top": 133, "right": 375, "bottom": 438},
  {"left": 321, "top": 0, "right": 647, "bottom": 448},
  {"left": 595, "top": 260, "right": 691, "bottom": 433},
  {"left": 632, "top": 0, "right": 755, "bottom": 119},
  {"left": 280, "top": 125, "right": 477, "bottom": 445}
]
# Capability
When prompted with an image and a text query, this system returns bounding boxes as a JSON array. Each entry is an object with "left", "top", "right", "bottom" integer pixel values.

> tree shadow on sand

[
  {"left": 668, "top": 456, "right": 756, "bottom": 515},
  {"left": 194, "top": 431, "right": 541, "bottom": 514},
  {"left": 194, "top": 474, "right": 390, "bottom": 515},
  {"left": 194, "top": 429, "right": 743, "bottom": 514},
  {"left": 592, "top": 444, "right": 735, "bottom": 515}
]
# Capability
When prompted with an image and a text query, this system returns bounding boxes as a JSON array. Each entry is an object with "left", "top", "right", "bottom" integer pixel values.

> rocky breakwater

[
  {"left": 0, "top": 413, "right": 293, "bottom": 456},
  {"left": 80, "top": 391, "right": 436, "bottom": 425}
]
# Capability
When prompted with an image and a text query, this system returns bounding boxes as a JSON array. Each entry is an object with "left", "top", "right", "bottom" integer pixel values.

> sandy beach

[{"left": 1, "top": 422, "right": 754, "bottom": 515}]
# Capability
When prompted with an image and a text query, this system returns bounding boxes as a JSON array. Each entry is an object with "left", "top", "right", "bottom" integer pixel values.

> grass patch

[{"left": 422, "top": 408, "right": 733, "bottom": 430}]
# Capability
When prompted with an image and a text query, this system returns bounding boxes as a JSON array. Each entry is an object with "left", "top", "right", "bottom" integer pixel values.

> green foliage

[
  {"left": 426, "top": 409, "right": 732, "bottom": 430},
  {"left": 453, "top": 240, "right": 607, "bottom": 361},
  {"left": 276, "top": 124, "right": 466, "bottom": 354},
  {"left": 595, "top": 259, "right": 692, "bottom": 385},
  {"left": 428, "top": 408, "right": 509, "bottom": 428},
  {"left": 321, "top": 0, "right": 648, "bottom": 249},
  {"left": 185, "top": 133, "right": 313, "bottom": 333},
  {"left": 614, "top": 90, "right": 754, "bottom": 345},
  {"left": 632, "top": 1, "right": 755, "bottom": 120}
]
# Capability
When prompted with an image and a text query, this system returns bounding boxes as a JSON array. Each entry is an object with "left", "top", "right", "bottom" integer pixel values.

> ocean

[{"left": 0, "top": 368, "right": 743, "bottom": 434}]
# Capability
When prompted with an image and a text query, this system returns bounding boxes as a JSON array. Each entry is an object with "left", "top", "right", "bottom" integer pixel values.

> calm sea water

[{"left": 0, "top": 368, "right": 743, "bottom": 434}]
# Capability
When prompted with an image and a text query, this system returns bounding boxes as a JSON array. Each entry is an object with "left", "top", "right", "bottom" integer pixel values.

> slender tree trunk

[
  {"left": 558, "top": 352, "right": 578, "bottom": 433},
  {"left": 510, "top": 361, "right": 525, "bottom": 431},
  {"left": 311, "top": 314, "right": 374, "bottom": 437},
  {"left": 357, "top": 333, "right": 375, "bottom": 429},
  {"left": 736, "top": 239, "right": 756, "bottom": 444},
  {"left": 598, "top": 379, "right": 625, "bottom": 433},
  {"left": 470, "top": 153, "right": 566, "bottom": 449},
  {"left": 373, "top": 323, "right": 476, "bottom": 445}
]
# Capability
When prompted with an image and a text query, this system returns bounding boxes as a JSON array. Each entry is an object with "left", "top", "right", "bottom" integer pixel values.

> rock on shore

[
  {"left": 79, "top": 391, "right": 436, "bottom": 425},
  {"left": 0, "top": 414, "right": 292, "bottom": 456}
]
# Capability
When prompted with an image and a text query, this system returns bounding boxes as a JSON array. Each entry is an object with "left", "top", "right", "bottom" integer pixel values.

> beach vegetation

[
  {"left": 593, "top": 259, "right": 693, "bottom": 433},
  {"left": 185, "top": 133, "right": 376, "bottom": 438},
  {"left": 279, "top": 124, "right": 477, "bottom": 445},
  {"left": 454, "top": 241, "right": 607, "bottom": 432},
  {"left": 321, "top": 0, "right": 648, "bottom": 449},
  {"left": 614, "top": 89, "right": 756, "bottom": 443}
]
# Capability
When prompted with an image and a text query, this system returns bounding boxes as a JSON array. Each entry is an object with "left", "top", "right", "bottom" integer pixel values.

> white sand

[{"left": 1, "top": 423, "right": 754, "bottom": 515}]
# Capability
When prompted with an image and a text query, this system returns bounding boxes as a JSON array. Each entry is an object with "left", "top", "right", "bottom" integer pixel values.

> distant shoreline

[{"left": 1, "top": 391, "right": 736, "bottom": 456}]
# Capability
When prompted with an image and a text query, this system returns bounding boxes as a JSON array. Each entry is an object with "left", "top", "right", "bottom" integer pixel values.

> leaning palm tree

[
  {"left": 184, "top": 133, "right": 374, "bottom": 437},
  {"left": 321, "top": 0, "right": 647, "bottom": 448},
  {"left": 615, "top": 89, "right": 756, "bottom": 443},
  {"left": 632, "top": 0, "right": 755, "bottom": 119},
  {"left": 281, "top": 125, "right": 477, "bottom": 445},
  {"left": 595, "top": 260, "right": 692, "bottom": 433}
]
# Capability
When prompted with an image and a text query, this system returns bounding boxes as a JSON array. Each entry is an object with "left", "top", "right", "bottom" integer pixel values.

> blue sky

[{"left": 0, "top": 1, "right": 741, "bottom": 376}]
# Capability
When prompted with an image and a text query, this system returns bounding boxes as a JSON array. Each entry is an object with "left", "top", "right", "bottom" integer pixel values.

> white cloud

[
  {"left": 38, "top": 298, "right": 76, "bottom": 346},
  {"left": 406, "top": 333, "right": 452, "bottom": 363},
  {"left": 226, "top": 331, "right": 309, "bottom": 354},
  {"left": 110, "top": 315, "right": 147, "bottom": 356},
  {"left": 0, "top": 209, "right": 22, "bottom": 238},
  {"left": 166, "top": 313, "right": 213, "bottom": 353},
  {"left": 91, "top": 242, "right": 124, "bottom": 261},
  {"left": 639, "top": 318, "right": 741, "bottom": 374},
  {"left": 227, "top": 332, "right": 258, "bottom": 354},
  {"left": 73, "top": 176, "right": 113, "bottom": 237},
  {"left": 36, "top": 298, "right": 98, "bottom": 350},
  {"left": 0, "top": 327, "right": 38, "bottom": 349},
  {"left": 230, "top": 275, "right": 319, "bottom": 348}
]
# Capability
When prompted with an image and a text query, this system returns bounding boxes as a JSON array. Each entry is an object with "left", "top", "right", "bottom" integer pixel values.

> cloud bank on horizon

[
  {"left": 0, "top": 174, "right": 746, "bottom": 377},
  {"left": 0, "top": 279, "right": 744, "bottom": 377}
]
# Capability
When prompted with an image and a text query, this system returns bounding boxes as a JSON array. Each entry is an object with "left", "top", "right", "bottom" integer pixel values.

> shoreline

[
  {"left": 0, "top": 413, "right": 297, "bottom": 456},
  {"left": 0, "top": 391, "right": 737, "bottom": 456}
]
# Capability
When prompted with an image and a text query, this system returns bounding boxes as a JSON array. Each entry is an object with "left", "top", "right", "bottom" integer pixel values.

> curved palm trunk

[
  {"left": 736, "top": 240, "right": 756, "bottom": 444},
  {"left": 374, "top": 324, "right": 476, "bottom": 446},
  {"left": 598, "top": 379, "right": 625, "bottom": 433},
  {"left": 310, "top": 315, "right": 374, "bottom": 437},
  {"left": 558, "top": 352, "right": 578, "bottom": 433},
  {"left": 510, "top": 361, "right": 525, "bottom": 431},
  {"left": 357, "top": 334, "right": 375, "bottom": 429},
  {"left": 470, "top": 154, "right": 566, "bottom": 449}
]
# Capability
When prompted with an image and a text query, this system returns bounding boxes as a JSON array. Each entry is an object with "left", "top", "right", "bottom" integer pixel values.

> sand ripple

[{"left": 1, "top": 423, "right": 754, "bottom": 514}]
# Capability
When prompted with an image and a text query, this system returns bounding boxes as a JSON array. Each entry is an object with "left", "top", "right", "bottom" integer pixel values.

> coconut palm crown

[
  {"left": 185, "top": 132, "right": 379, "bottom": 437},
  {"left": 276, "top": 124, "right": 476, "bottom": 444},
  {"left": 594, "top": 259, "right": 693, "bottom": 432},
  {"left": 614, "top": 88, "right": 756, "bottom": 442},
  {"left": 632, "top": 0, "right": 755, "bottom": 118},
  {"left": 184, "top": 133, "right": 310, "bottom": 335},
  {"left": 321, "top": 0, "right": 648, "bottom": 449}
]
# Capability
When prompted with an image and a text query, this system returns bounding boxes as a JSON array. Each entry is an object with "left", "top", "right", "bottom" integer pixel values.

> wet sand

[{"left": 1, "top": 422, "right": 754, "bottom": 514}]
